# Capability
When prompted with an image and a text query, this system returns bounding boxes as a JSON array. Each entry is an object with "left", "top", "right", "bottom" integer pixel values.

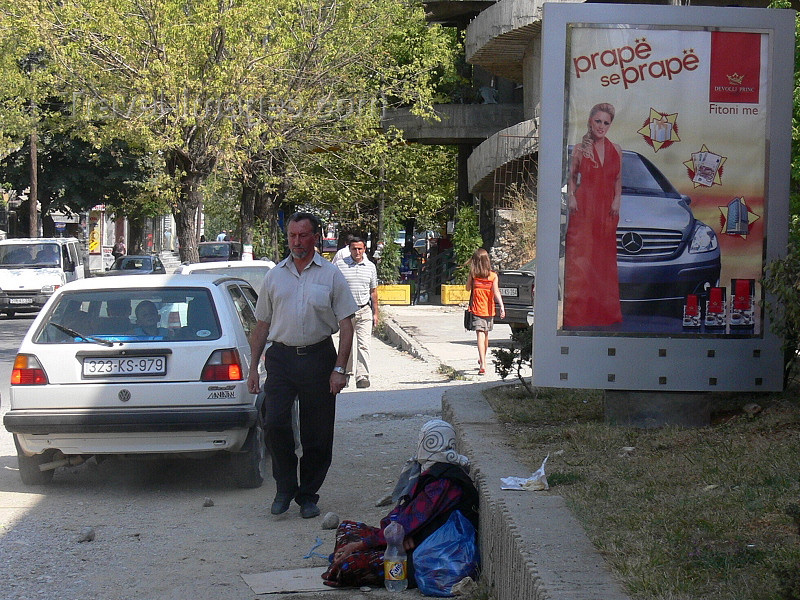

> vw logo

[
  {"left": 620, "top": 231, "right": 644, "bottom": 255},
  {"left": 118, "top": 389, "right": 131, "bottom": 403}
]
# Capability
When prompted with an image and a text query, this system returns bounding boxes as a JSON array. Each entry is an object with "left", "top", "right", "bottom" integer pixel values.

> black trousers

[{"left": 263, "top": 338, "right": 337, "bottom": 504}]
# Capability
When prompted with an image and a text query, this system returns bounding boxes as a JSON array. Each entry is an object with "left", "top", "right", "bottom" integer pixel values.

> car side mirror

[
  {"left": 680, "top": 194, "right": 692, "bottom": 206},
  {"left": 64, "top": 260, "right": 75, "bottom": 273}
]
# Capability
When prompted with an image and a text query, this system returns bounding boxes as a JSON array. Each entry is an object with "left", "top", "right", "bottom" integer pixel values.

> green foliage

[
  {"left": 289, "top": 136, "right": 456, "bottom": 238},
  {"left": 377, "top": 209, "right": 402, "bottom": 284},
  {"left": 451, "top": 205, "right": 482, "bottom": 284},
  {"left": 491, "top": 325, "right": 533, "bottom": 393},
  {"left": 762, "top": 217, "right": 800, "bottom": 385}
]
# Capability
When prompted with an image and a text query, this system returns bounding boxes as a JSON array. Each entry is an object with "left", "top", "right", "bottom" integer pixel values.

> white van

[{"left": 0, "top": 238, "right": 85, "bottom": 317}]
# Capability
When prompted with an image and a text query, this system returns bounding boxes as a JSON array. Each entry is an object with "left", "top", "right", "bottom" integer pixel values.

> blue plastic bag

[{"left": 412, "top": 510, "right": 479, "bottom": 597}]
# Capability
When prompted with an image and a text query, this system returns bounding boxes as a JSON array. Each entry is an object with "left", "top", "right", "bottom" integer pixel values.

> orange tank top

[{"left": 470, "top": 272, "right": 496, "bottom": 317}]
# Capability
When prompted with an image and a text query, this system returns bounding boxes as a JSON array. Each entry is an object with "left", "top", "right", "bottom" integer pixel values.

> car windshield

[
  {"left": 0, "top": 243, "right": 60, "bottom": 267},
  {"left": 113, "top": 256, "right": 152, "bottom": 271},
  {"left": 199, "top": 244, "right": 232, "bottom": 259},
  {"left": 34, "top": 288, "right": 221, "bottom": 343},
  {"left": 188, "top": 266, "right": 269, "bottom": 289},
  {"left": 621, "top": 153, "right": 680, "bottom": 198}
]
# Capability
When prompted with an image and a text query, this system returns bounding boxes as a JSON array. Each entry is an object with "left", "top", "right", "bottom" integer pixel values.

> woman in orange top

[{"left": 466, "top": 248, "right": 505, "bottom": 375}]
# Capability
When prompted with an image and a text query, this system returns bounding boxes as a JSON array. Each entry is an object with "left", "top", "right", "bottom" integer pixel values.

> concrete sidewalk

[{"left": 381, "top": 305, "right": 631, "bottom": 600}]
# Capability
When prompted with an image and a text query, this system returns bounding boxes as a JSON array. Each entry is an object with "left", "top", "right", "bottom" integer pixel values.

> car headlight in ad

[{"left": 688, "top": 222, "right": 718, "bottom": 254}]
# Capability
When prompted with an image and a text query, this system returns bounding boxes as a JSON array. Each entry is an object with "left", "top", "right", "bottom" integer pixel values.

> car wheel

[
  {"left": 231, "top": 412, "right": 267, "bottom": 489},
  {"left": 14, "top": 436, "right": 55, "bottom": 485}
]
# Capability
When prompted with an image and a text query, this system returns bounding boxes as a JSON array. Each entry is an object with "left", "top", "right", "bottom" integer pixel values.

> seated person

[
  {"left": 35, "top": 246, "right": 59, "bottom": 265},
  {"left": 132, "top": 300, "right": 170, "bottom": 338},
  {"left": 98, "top": 299, "right": 133, "bottom": 334},
  {"left": 321, "top": 420, "right": 479, "bottom": 588},
  {"left": 4, "top": 248, "right": 32, "bottom": 265}
]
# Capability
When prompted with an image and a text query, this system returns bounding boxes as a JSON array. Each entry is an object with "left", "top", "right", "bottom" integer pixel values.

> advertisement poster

[{"left": 561, "top": 26, "right": 768, "bottom": 337}]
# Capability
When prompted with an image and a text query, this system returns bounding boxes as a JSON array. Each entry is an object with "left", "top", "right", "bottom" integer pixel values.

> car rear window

[{"left": 34, "top": 288, "right": 222, "bottom": 344}]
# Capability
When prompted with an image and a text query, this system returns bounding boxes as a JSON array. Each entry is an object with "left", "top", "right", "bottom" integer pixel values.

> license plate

[
  {"left": 499, "top": 287, "right": 518, "bottom": 297},
  {"left": 9, "top": 297, "right": 33, "bottom": 304},
  {"left": 83, "top": 356, "right": 167, "bottom": 377}
]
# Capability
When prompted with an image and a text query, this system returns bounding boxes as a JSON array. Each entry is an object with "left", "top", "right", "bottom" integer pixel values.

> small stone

[
  {"left": 360, "top": 586, "right": 372, "bottom": 592},
  {"left": 375, "top": 493, "right": 393, "bottom": 507},
  {"left": 321, "top": 512, "right": 340, "bottom": 530},
  {"left": 77, "top": 527, "right": 95, "bottom": 543},
  {"left": 743, "top": 403, "right": 762, "bottom": 416},
  {"left": 202, "top": 497, "right": 214, "bottom": 507}
]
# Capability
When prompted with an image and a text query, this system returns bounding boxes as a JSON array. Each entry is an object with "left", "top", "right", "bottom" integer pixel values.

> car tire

[
  {"left": 231, "top": 412, "right": 267, "bottom": 489},
  {"left": 14, "top": 436, "right": 55, "bottom": 485}
]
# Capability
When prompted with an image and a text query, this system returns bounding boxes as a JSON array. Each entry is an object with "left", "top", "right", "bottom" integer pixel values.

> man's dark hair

[
  {"left": 288, "top": 212, "right": 321, "bottom": 235},
  {"left": 348, "top": 236, "right": 366, "bottom": 246}
]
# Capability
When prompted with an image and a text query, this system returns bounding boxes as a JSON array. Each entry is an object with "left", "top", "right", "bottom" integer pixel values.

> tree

[
  {"left": 290, "top": 137, "right": 457, "bottom": 246},
  {"left": 229, "top": 0, "right": 457, "bottom": 257},
  {"left": 0, "top": 125, "right": 158, "bottom": 234},
  {"left": 760, "top": 1, "right": 800, "bottom": 387}
]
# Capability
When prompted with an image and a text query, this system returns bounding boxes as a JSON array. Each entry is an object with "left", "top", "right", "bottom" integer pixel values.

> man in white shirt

[
  {"left": 247, "top": 213, "right": 357, "bottom": 519},
  {"left": 336, "top": 236, "right": 378, "bottom": 389}
]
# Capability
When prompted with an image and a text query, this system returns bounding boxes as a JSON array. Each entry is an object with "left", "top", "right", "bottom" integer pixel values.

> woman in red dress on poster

[{"left": 563, "top": 102, "right": 623, "bottom": 328}]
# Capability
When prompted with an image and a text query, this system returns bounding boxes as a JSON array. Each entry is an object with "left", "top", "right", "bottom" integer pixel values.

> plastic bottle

[{"left": 383, "top": 515, "right": 408, "bottom": 591}]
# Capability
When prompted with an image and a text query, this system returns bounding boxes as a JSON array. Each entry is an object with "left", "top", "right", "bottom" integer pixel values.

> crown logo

[{"left": 727, "top": 73, "right": 744, "bottom": 85}]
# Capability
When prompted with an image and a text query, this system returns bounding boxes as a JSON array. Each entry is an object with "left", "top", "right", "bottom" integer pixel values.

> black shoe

[
  {"left": 299, "top": 500, "right": 321, "bottom": 519},
  {"left": 271, "top": 492, "right": 294, "bottom": 515}
]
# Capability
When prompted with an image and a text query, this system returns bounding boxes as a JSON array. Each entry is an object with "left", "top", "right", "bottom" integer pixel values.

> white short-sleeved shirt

[
  {"left": 337, "top": 256, "right": 378, "bottom": 307},
  {"left": 255, "top": 252, "right": 358, "bottom": 346}
]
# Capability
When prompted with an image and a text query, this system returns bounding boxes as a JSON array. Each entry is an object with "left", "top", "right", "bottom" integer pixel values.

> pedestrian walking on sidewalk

[
  {"left": 335, "top": 236, "right": 378, "bottom": 388},
  {"left": 466, "top": 248, "right": 505, "bottom": 375},
  {"left": 247, "top": 212, "right": 357, "bottom": 519}
]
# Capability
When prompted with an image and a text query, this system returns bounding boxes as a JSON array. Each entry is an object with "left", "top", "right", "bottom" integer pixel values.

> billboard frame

[{"left": 534, "top": 3, "right": 794, "bottom": 392}]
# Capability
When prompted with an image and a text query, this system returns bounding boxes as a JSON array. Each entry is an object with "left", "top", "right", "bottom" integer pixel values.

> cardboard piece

[{"left": 242, "top": 567, "right": 332, "bottom": 594}]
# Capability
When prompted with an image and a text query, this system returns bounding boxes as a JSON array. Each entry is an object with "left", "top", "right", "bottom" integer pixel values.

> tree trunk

[
  {"left": 167, "top": 149, "right": 212, "bottom": 264},
  {"left": 173, "top": 171, "right": 202, "bottom": 263},
  {"left": 240, "top": 177, "right": 255, "bottom": 250},
  {"left": 29, "top": 127, "right": 38, "bottom": 238},
  {"left": 128, "top": 218, "right": 145, "bottom": 254}
]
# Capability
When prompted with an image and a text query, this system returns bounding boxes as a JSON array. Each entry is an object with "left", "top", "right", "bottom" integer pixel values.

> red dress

[{"left": 563, "top": 137, "right": 622, "bottom": 327}]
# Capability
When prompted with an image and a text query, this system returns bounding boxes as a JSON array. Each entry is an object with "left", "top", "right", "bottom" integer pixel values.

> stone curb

[
  {"left": 380, "top": 315, "right": 631, "bottom": 600},
  {"left": 442, "top": 385, "right": 632, "bottom": 600},
  {"left": 377, "top": 311, "right": 440, "bottom": 366}
]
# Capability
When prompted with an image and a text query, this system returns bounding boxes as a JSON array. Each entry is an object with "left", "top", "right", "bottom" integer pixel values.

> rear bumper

[
  {"left": 0, "top": 293, "right": 50, "bottom": 312},
  {"left": 4, "top": 405, "right": 257, "bottom": 434},
  {"left": 494, "top": 304, "right": 533, "bottom": 327}
]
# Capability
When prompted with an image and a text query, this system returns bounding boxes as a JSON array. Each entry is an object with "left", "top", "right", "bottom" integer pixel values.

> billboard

[{"left": 534, "top": 4, "right": 794, "bottom": 391}]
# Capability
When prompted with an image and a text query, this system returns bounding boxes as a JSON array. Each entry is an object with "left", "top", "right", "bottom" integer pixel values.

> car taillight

[
  {"left": 201, "top": 349, "right": 243, "bottom": 382},
  {"left": 11, "top": 354, "right": 49, "bottom": 385}
]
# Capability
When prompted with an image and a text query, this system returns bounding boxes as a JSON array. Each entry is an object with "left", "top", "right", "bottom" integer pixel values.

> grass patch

[{"left": 485, "top": 383, "right": 800, "bottom": 600}]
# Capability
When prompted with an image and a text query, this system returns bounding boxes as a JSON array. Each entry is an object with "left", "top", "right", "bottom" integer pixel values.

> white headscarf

[
  {"left": 415, "top": 419, "right": 470, "bottom": 472},
  {"left": 391, "top": 419, "right": 470, "bottom": 502}
]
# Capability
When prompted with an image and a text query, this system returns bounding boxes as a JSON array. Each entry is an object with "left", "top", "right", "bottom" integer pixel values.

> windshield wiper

[{"left": 50, "top": 322, "right": 114, "bottom": 347}]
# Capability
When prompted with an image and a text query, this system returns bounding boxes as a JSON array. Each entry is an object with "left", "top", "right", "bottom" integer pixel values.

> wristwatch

[{"left": 332, "top": 366, "right": 346, "bottom": 375}]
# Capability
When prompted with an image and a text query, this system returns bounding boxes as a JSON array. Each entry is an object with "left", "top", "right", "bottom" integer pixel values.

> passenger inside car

[
  {"left": 133, "top": 300, "right": 171, "bottom": 339},
  {"left": 98, "top": 299, "right": 134, "bottom": 334}
]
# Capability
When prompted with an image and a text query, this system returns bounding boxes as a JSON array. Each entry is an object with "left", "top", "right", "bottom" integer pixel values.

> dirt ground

[{"left": 0, "top": 333, "right": 457, "bottom": 600}]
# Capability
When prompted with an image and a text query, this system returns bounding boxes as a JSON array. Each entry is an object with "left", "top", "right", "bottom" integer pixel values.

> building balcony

[
  {"left": 381, "top": 103, "right": 524, "bottom": 145},
  {"left": 467, "top": 118, "right": 538, "bottom": 200}
]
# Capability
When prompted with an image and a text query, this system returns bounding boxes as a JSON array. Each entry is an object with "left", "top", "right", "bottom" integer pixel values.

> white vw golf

[{"left": 3, "top": 274, "right": 268, "bottom": 488}]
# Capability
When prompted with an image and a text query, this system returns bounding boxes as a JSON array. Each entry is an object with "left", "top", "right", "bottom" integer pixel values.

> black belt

[
  {"left": 272, "top": 338, "right": 331, "bottom": 356},
  {"left": 358, "top": 303, "right": 371, "bottom": 309}
]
